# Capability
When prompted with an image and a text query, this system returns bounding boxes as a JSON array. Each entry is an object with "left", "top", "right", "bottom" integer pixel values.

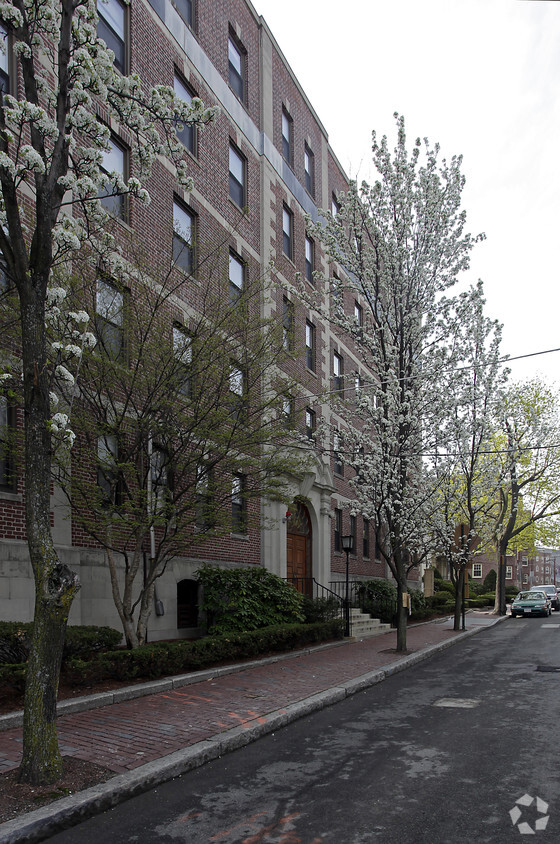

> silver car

[{"left": 529, "top": 584, "right": 560, "bottom": 611}]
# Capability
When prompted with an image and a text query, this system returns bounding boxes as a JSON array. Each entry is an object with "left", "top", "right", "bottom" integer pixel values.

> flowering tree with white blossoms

[
  {"left": 429, "top": 282, "right": 507, "bottom": 630},
  {"left": 304, "top": 115, "right": 485, "bottom": 652},
  {"left": 0, "top": 0, "right": 216, "bottom": 784}
]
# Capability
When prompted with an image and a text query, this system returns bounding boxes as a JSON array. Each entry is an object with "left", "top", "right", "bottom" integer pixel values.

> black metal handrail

[
  {"left": 285, "top": 577, "right": 346, "bottom": 629},
  {"left": 328, "top": 580, "right": 398, "bottom": 627}
]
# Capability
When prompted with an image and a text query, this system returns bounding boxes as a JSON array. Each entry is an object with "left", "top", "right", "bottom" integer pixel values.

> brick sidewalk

[{"left": 0, "top": 619, "right": 468, "bottom": 775}]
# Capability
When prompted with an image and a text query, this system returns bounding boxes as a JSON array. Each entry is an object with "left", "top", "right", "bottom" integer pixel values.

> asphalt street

[{"left": 45, "top": 617, "right": 560, "bottom": 844}]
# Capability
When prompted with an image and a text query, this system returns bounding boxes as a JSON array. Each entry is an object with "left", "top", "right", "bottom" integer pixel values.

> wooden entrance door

[
  {"left": 287, "top": 534, "right": 307, "bottom": 581},
  {"left": 286, "top": 503, "right": 312, "bottom": 596}
]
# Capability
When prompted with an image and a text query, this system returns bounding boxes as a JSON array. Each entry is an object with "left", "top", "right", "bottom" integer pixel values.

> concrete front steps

[{"left": 350, "top": 607, "right": 391, "bottom": 638}]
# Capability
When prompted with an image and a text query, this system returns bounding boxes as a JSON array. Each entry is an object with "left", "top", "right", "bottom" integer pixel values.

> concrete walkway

[{"left": 0, "top": 612, "right": 505, "bottom": 843}]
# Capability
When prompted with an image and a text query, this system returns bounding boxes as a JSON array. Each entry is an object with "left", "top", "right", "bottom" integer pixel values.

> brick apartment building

[{"left": 0, "top": 0, "right": 400, "bottom": 640}]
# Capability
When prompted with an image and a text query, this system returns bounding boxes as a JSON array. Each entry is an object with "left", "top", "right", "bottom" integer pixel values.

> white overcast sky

[{"left": 255, "top": 0, "right": 560, "bottom": 386}]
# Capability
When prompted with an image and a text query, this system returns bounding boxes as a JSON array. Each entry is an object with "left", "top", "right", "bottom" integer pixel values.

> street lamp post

[{"left": 341, "top": 534, "right": 353, "bottom": 637}]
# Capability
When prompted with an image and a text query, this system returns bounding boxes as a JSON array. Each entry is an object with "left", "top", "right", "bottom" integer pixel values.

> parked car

[
  {"left": 511, "top": 591, "right": 551, "bottom": 618},
  {"left": 529, "top": 584, "right": 560, "bottom": 611}
]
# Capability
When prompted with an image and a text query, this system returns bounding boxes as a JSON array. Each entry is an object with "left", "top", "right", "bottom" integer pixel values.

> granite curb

[{"left": 0, "top": 615, "right": 506, "bottom": 844}]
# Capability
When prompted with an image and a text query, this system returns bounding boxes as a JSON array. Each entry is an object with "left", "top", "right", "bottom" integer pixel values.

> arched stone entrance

[{"left": 286, "top": 503, "right": 312, "bottom": 595}]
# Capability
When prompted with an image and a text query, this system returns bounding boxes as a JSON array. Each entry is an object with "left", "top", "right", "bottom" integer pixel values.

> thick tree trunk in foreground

[
  {"left": 17, "top": 290, "right": 80, "bottom": 785},
  {"left": 395, "top": 583, "right": 408, "bottom": 652}
]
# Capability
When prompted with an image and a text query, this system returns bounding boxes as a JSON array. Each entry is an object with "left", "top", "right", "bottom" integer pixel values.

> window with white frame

[
  {"left": 228, "top": 32, "right": 245, "bottom": 102},
  {"left": 229, "top": 142, "right": 246, "bottom": 208},
  {"left": 174, "top": 74, "right": 196, "bottom": 154},
  {"left": 97, "top": 0, "right": 126, "bottom": 73},
  {"left": 229, "top": 251, "right": 244, "bottom": 304},
  {"left": 282, "top": 205, "right": 293, "bottom": 259},
  {"left": 305, "top": 235, "right": 314, "bottom": 284},
  {"left": 0, "top": 24, "right": 10, "bottom": 94},
  {"left": 305, "top": 320, "right": 315, "bottom": 371},
  {"left": 506, "top": 566, "right": 512, "bottom": 579},
  {"left": 231, "top": 473, "right": 247, "bottom": 533},
  {"left": 173, "top": 200, "right": 195, "bottom": 273},
  {"left": 0, "top": 395, "right": 15, "bottom": 492},
  {"left": 281, "top": 107, "right": 292, "bottom": 163},
  {"left": 304, "top": 143, "right": 314, "bottom": 195},
  {"left": 98, "top": 135, "right": 127, "bottom": 219},
  {"left": 96, "top": 279, "right": 125, "bottom": 360},
  {"left": 472, "top": 562, "right": 482, "bottom": 578}
]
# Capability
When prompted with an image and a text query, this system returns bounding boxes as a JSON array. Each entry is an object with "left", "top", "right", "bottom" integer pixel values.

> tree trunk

[
  {"left": 18, "top": 562, "right": 78, "bottom": 784},
  {"left": 494, "top": 545, "right": 507, "bottom": 616},
  {"left": 17, "top": 285, "right": 80, "bottom": 785},
  {"left": 453, "top": 570, "right": 463, "bottom": 631},
  {"left": 395, "top": 582, "right": 408, "bottom": 652}
]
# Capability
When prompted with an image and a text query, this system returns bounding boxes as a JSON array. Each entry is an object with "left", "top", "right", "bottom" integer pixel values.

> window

[
  {"left": 281, "top": 395, "right": 294, "bottom": 426},
  {"left": 97, "top": 0, "right": 126, "bottom": 73},
  {"left": 231, "top": 473, "right": 247, "bottom": 533},
  {"left": 363, "top": 518, "right": 370, "bottom": 558},
  {"left": 506, "top": 565, "right": 512, "bottom": 580},
  {"left": 282, "top": 296, "right": 294, "bottom": 351},
  {"left": 229, "top": 251, "right": 244, "bottom": 304},
  {"left": 332, "top": 193, "right": 340, "bottom": 217},
  {"left": 282, "top": 205, "right": 293, "bottom": 259},
  {"left": 229, "top": 142, "right": 246, "bottom": 208},
  {"left": 96, "top": 278, "right": 125, "bottom": 360},
  {"left": 304, "top": 144, "right": 314, "bottom": 196},
  {"left": 350, "top": 515, "right": 356, "bottom": 553},
  {"left": 305, "top": 236, "right": 314, "bottom": 284},
  {"left": 0, "top": 395, "right": 15, "bottom": 491},
  {"left": 173, "top": 200, "right": 195, "bottom": 273},
  {"left": 281, "top": 107, "right": 292, "bottom": 163},
  {"left": 172, "top": 0, "right": 193, "bottom": 28},
  {"left": 0, "top": 24, "right": 10, "bottom": 95},
  {"left": 333, "top": 352, "right": 344, "bottom": 396},
  {"left": 334, "top": 508, "right": 342, "bottom": 553},
  {"left": 305, "top": 320, "right": 315, "bottom": 371},
  {"left": 228, "top": 33, "right": 245, "bottom": 102},
  {"left": 97, "top": 434, "right": 121, "bottom": 507},
  {"left": 196, "top": 462, "right": 214, "bottom": 529},
  {"left": 354, "top": 301, "right": 363, "bottom": 330},
  {"left": 355, "top": 374, "right": 363, "bottom": 396},
  {"left": 99, "top": 135, "right": 126, "bottom": 219},
  {"left": 523, "top": 573, "right": 528, "bottom": 584},
  {"left": 522, "top": 556, "right": 528, "bottom": 566},
  {"left": 150, "top": 447, "right": 170, "bottom": 514},
  {"left": 333, "top": 431, "right": 343, "bottom": 476},
  {"left": 174, "top": 74, "right": 196, "bottom": 155},
  {"left": 173, "top": 324, "right": 192, "bottom": 397},
  {"left": 229, "top": 363, "right": 246, "bottom": 422},
  {"left": 472, "top": 562, "right": 482, "bottom": 579},
  {"left": 305, "top": 407, "right": 315, "bottom": 440}
]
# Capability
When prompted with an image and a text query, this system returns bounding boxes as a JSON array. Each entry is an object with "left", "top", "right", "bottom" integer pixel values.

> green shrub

[
  {"left": 63, "top": 626, "right": 122, "bottom": 659},
  {"left": 196, "top": 564, "right": 305, "bottom": 634},
  {"left": 0, "top": 662, "right": 27, "bottom": 693},
  {"left": 0, "top": 622, "right": 32, "bottom": 664},
  {"left": 438, "top": 580, "right": 455, "bottom": 596},
  {"left": 483, "top": 569, "right": 497, "bottom": 592},
  {"left": 0, "top": 622, "right": 122, "bottom": 665},
  {"left": 301, "top": 595, "right": 341, "bottom": 623}
]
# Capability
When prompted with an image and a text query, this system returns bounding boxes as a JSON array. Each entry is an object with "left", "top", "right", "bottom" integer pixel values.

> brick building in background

[{"left": 0, "top": 0, "right": 405, "bottom": 640}]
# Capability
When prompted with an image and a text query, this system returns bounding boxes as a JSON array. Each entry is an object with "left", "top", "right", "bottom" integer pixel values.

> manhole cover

[
  {"left": 536, "top": 665, "right": 560, "bottom": 673},
  {"left": 433, "top": 698, "right": 480, "bottom": 708}
]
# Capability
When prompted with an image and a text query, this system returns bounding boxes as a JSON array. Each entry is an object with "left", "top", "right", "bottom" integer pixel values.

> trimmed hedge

[
  {"left": 0, "top": 620, "right": 344, "bottom": 689},
  {"left": 0, "top": 622, "right": 122, "bottom": 665}
]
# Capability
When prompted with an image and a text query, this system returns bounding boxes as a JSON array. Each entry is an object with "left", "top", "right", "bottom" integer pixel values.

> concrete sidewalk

[{"left": 0, "top": 611, "right": 505, "bottom": 843}]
